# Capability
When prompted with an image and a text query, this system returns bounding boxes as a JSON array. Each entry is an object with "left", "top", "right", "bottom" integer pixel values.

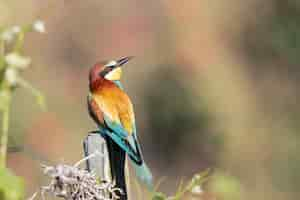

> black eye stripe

[{"left": 99, "top": 66, "right": 113, "bottom": 77}]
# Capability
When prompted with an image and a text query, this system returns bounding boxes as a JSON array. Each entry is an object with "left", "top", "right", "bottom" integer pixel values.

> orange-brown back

[{"left": 92, "top": 80, "right": 135, "bottom": 135}]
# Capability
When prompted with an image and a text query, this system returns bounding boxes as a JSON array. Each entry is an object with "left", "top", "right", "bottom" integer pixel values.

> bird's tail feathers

[
  {"left": 106, "top": 137, "right": 127, "bottom": 200},
  {"left": 127, "top": 136, "right": 153, "bottom": 189},
  {"left": 132, "top": 161, "right": 153, "bottom": 190},
  {"left": 104, "top": 130, "right": 153, "bottom": 189}
]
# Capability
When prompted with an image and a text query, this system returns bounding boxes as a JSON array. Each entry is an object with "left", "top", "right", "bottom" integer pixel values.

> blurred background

[{"left": 1, "top": 0, "right": 300, "bottom": 199}]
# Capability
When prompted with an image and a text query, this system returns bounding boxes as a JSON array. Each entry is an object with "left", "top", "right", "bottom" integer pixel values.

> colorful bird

[{"left": 87, "top": 57, "right": 153, "bottom": 200}]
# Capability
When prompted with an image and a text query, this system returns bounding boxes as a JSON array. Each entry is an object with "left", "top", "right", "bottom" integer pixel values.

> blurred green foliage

[
  {"left": 244, "top": 0, "right": 300, "bottom": 71},
  {"left": 241, "top": 1, "right": 300, "bottom": 197},
  {"left": 0, "top": 19, "right": 46, "bottom": 163},
  {"left": 151, "top": 169, "right": 210, "bottom": 200},
  {"left": 270, "top": 0, "right": 300, "bottom": 65},
  {"left": 0, "top": 167, "right": 24, "bottom": 200},
  {"left": 0, "top": 1, "right": 298, "bottom": 199},
  {"left": 209, "top": 171, "right": 242, "bottom": 200},
  {"left": 144, "top": 66, "right": 221, "bottom": 165},
  {"left": 0, "top": 20, "right": 46, "bottom": 199}
]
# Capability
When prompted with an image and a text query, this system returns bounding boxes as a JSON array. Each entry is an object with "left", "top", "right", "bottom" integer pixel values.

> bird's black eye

[{"left": 99, "top": 66, "right": 113, "bottom": 77}]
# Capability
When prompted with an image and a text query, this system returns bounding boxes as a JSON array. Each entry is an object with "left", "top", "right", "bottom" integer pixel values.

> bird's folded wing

[
  {"left": 88, "top": 93, "right": 142, "bottom": 164},
  {"left": 87, "top": 94, "right": 104, "bottom": 125},
  {"left": 103, "top": 114, "right": 143, "bottom": 165}
]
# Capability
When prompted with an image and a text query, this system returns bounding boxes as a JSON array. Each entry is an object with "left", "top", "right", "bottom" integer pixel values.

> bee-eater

[{"left": 87, "top": 57, "right": 153, "bottom": 200}]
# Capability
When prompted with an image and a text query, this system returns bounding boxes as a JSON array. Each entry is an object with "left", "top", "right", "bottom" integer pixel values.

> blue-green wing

[{"left": 102, "top": 114, "right": 142, "bottom": 165}]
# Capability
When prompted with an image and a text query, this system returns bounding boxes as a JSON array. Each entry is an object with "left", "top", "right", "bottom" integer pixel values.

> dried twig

[{"left": 31, "top": 152, "right": 121, "bottom": 200}]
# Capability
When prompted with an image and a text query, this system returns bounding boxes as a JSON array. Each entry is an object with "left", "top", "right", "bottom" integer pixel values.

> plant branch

[
  {"left": 0, "top": 39, "right": 5, "bottom": 70},
  {"left": 0, "top": 91, "right": 11, "bottom": 167},
  {"left": 0, "top": 40, "right": 4, "bottom": 56},
  {"left": 18, "top": 77, "right": 46, "bottom": 110}
]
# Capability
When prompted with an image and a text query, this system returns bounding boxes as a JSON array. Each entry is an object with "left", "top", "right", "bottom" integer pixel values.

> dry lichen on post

[{"left": 34, "top": 152, "right": 122, "bottom": 200}]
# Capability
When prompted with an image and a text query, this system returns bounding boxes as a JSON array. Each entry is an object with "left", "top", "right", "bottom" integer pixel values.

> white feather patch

[{"left": 105, "top": 60, "right": 117, "bottom": 67}]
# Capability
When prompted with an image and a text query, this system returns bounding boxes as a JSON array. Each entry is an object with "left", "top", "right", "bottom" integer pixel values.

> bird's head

[{"left": 89, "top": 56, "right": 133, "bottom": 89}]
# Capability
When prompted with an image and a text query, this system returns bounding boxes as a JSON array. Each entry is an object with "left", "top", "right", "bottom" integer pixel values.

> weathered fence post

[
  {"left": 83, "top": 133, "right": 111, "bottom": 182},
  {"left": 83, "top": 133, "right": 131, "bottom": 199}
]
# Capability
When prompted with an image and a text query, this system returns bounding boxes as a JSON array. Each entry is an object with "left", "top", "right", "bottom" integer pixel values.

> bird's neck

[
  {"left": 89, "top": 78, "right": 123, "bottom": 92},
  {"left": 89, "top": 78, "right": 110, "bottom": 92},
  {"left": 113, "top": 80, "right": 124, "bottom": 90}
]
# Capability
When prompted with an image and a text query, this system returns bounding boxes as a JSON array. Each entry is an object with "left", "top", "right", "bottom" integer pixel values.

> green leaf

[
  {"left": 152, "top": 192, "right": 167, "bottom": 200},
  {"left": 210, "top": 172, "right": 242, "bottom": 200},
  {"left": 174, "top": 168, "right": 210, "bottom": 199},
  {"left": 190, "top": 168, "right": 211, "bottom": 187},
  {"left": 0, "top": 167, "right": 25, "bottom": 200}
]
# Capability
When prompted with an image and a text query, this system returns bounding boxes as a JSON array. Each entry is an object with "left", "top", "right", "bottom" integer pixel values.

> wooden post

[
  {"left": 83, "top": 133, "right": 130, "bottom": 199},
  {"left": 83, "top": 133, "right": 111, "bottom": 181}
]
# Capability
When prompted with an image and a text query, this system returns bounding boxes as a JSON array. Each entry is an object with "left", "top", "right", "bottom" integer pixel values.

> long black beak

[{"left": 117, "top": 56, "right": 134, "bottom": 66}]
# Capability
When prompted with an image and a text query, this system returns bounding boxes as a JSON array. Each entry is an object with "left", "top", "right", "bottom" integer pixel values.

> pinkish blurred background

[{"left": 2, "top": 0, "right": 300, "bottom": 199}]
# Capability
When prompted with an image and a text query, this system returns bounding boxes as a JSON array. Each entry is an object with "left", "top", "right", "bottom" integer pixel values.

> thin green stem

[
  {"left": 0, "top": 92, "right": 11, "bottom": 167},
  {"left": 0, "top": 40, "right": 4, "bottom": 56},
  {"left": 0, "top": 37, "right": 9, "bottom": 167},
  {"left": 13, "top": 31, "right": 24, "bottom": 53},
  {"left": 0, "top": 39, "right": 5, "bottom": 70},
  {"left": 18, "top": 77, "right": 46, "bottom": 110}
]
